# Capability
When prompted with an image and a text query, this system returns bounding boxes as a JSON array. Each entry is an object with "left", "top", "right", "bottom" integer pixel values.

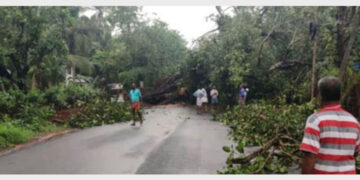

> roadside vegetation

[
  {"left": 216, "top": 99, "right": 317, "bottom": 173},
  {"left": 0, "top": 7, "right": 187, "bottom": 150},
  {"left": 0, "top": 84, "right": 131, "bottom": 149}
]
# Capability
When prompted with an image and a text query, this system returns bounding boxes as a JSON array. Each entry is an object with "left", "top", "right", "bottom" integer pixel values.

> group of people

[
  {"left": 120, "top": 77, "right": 360, "bottom": 175},
  {"left": 117, "top": 82, "right": 249, "bottom": 125},
  {"left": 185, "top": 77, "right": 360, "bottom": 174},
  {"left": 193, "top": 87, "right": 211, "bottom": 113},
  {"left": 192, "top": 83, "right": 249, "bottom": 114}
]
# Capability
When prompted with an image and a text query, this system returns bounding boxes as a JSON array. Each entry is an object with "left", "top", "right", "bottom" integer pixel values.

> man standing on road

[
  {"left": 210, "top": 87, "right": 219, "bottom": 107},
  {"left": 179, "top": 86, "right": 188, "bottom": 105},
  {"left": 130, "top": 83, "right": 143, "bottom": 126},
  {"left": 200, "top": 87, "right": 209, "bottom": 112},
  {"left": 300, "top": 76, "right": 360, "bottom": 174},
  {"left": 193, "top": 88, "right": 203, "bottom": 114}
]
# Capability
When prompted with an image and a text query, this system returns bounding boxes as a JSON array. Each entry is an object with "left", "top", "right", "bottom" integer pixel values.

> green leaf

[{"left": 223, "top": 146, "right": 231, "bottom": 153}]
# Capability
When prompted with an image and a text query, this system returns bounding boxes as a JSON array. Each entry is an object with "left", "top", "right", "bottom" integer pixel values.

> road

[{"left": 0, "top": 105, "right": 231, "bottom": 174}]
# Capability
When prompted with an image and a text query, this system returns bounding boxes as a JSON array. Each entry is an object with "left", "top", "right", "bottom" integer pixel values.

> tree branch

[
  {"left": 257, "top": 14, "right": 281, "bottom": 66},
  {"left": 287, "top": 25, "right": 301, "bottom": 49},
  {"left": 268, "top": 60, "right": 311, "bottom": 72},
  {"left": 231, "top": 134, "right": 280, "bottom": 164},
  {"left": 253, "top": 147, "right": 275, "bottom": 174}
]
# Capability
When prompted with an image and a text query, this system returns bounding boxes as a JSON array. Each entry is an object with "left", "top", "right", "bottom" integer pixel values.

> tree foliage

[
  {"left": 93, "top": 19, "right": 187, "bottom": 88},
  {"left": 0, "top": 7, "right": 70, "bottom": 90},
  {"left": 182, "top": 6, "right": 360, "bottom": 108},
  {"left": 182, "top": 6, "right": 360, "bottom": 174},
  {"left": 0, "top": 6, "right": 187, "bottom": 91},
  {"left": 217, "top": 99, "right": 317, "bottom": 174}
]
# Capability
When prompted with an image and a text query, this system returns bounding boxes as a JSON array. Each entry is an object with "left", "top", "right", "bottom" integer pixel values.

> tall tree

[
  {"left": 339, "top": 7, "right": 360, "bottom": 82},
  {"left": 310, "top": 8, "right": 318, "bottom": 99},
  {"left": 0, "top": 7, "right": 69, "bottom": 90}
]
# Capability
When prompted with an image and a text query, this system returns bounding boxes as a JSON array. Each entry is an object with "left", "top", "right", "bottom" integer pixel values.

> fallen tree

[
  {"left": 142, "top": 72, "right": 181, "bottom": 104},
  {"left": 217, "top": 99, "right": 317, "bottom": 174}
]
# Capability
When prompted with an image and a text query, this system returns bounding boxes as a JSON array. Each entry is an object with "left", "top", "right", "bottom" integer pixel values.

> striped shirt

[{"left": 300, "top": 104, "right": 360, "bottom": 174}]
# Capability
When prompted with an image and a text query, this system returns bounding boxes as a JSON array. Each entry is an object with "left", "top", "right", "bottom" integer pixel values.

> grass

[
  {"left": 0, "top": 124, "right": 34, "bottom": 147},
  {"left": 0, "top": 121, "right": 68, "bottom": 150}
]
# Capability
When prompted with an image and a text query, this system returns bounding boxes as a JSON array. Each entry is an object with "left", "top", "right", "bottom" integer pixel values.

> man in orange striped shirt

[{"left": 300, "top": 76, "right": 360, "bottom": 174}]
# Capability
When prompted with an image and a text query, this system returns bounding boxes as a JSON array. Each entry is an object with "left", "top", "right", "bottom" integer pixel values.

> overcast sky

[
  {"left": 84, "top": 6, "right": 221, "bottom": 47},
  {"left": 141, "top": 6, "right": 218, "bottom": 47}
]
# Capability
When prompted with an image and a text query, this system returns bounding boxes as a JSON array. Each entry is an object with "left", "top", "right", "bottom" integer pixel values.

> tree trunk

[
  {"left": 311, "top": 39, "right": 318, "bottom": 98},
  {"left": 31, "top": 73, "right": 37, "bottom": 90},
  {"left": 357, "top": 85, "right": 360, "bottom": 118},
  {"left": 71, "top": 65, "right": 76, "bottom": 79},
  {"left": 339, "top": 7, "right": 360, "bottom": 82},
  {"left": 69, "top": 33, "right": 76, "bottom": 54},
  {"left": 311, "top": 9, "right": 318, "bottom": 99},
  {"left": 336, "top": 7, "right": 346, "bottom": 67},
  {"left": 257, "top": 26, "right": 275, "bottom": 66},
  {"left": 0, "top": 82, "right": 5, "bottom": 91},
  {"left": 48, "top": 81, "right": 53, "bottom": 88}
]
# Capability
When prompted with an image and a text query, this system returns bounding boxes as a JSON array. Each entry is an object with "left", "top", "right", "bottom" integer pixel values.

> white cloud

[
  {"left": 141, "top": 6, "right": 218, "bottom": 47},
  {"left": 82, "top": 6, "right": 222, "bottom": 48}
]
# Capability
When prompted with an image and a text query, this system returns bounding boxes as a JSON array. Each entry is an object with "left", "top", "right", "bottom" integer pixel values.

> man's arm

[{"left": 301, "top": 151, "right": 317, "bottom": 174}]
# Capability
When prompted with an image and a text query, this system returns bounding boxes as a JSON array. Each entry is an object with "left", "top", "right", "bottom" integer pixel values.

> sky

[
  {"left": 141, "top": 6, "right": 218, "bottom": 47},
  {"left": 84, "top": 6, "right": 222, "bottom": 48}
]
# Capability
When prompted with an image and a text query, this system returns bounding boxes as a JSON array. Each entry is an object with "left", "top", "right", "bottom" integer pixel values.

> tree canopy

[
  {"left": 182, "top": 6, "right": 360, "bottom": 112},
  {"left": 0, "top": 6, "right": 187, "bottom": 91}
]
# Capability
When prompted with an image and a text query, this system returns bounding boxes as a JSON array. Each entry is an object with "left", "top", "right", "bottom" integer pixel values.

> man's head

[
  {"left": 132, "top": 83, "right": 136, "bottom": 89},
  {"left": 240, "top": 83, "right": 244, "bottom": 88},
  {"left": 317, "top": 76, "right": 341, "bottom": 104}
]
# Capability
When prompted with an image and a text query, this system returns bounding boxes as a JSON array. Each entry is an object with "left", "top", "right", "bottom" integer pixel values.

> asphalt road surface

[{"left": 0, "top": 105, "right": 231, "bottom": 174}]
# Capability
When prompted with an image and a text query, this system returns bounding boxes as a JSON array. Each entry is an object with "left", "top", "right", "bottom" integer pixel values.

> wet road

[{"left": 0, "top": 106, "right": 231, "bottom": 174}]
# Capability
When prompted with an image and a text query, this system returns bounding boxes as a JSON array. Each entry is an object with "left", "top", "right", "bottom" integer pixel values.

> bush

[
  {"left": 0, "top": 89, "right": 25, "bottom": 115},
  {"left": 69, "top": 98, "right": 132, "bottom": 128},
  {"left": 42, "top": 86, "right": 68, "bottom": 110},
  {"left": 0, "top": 84, "right": 105, "bottom": 150},
  {"left": 0, "top": 97, "right": 56, "bottom": 133},
  {"left": 0, "top": 89, "right": 47, "bottom": 116},
  {"left": 217, "top": 99, "right": 318, "bottom": 174},
  {"left": 0, "top": 123, "right": 34, "bottom": 146},
  {"left": 25, "top": 89, "right": 45, "bottom": 104},
  {"left": 63, "top": 84, "right": 101, "bottom": 106},
  {"left": 16, "top": 103, "right": 54, "bottom": 122},
  {"left": 0, "top": 136, "right": 7, "bottom": 148},
  {"left": 43, "top": 83, "right": 102, "bottom": 110}
]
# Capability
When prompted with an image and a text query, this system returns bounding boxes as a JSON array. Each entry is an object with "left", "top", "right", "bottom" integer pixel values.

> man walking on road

[
  {"left": 130, "top": 83, "right": 143, "bottom": 126},
  {"left": 300, "top": 76, "right": 360, "bottom": 174}
]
